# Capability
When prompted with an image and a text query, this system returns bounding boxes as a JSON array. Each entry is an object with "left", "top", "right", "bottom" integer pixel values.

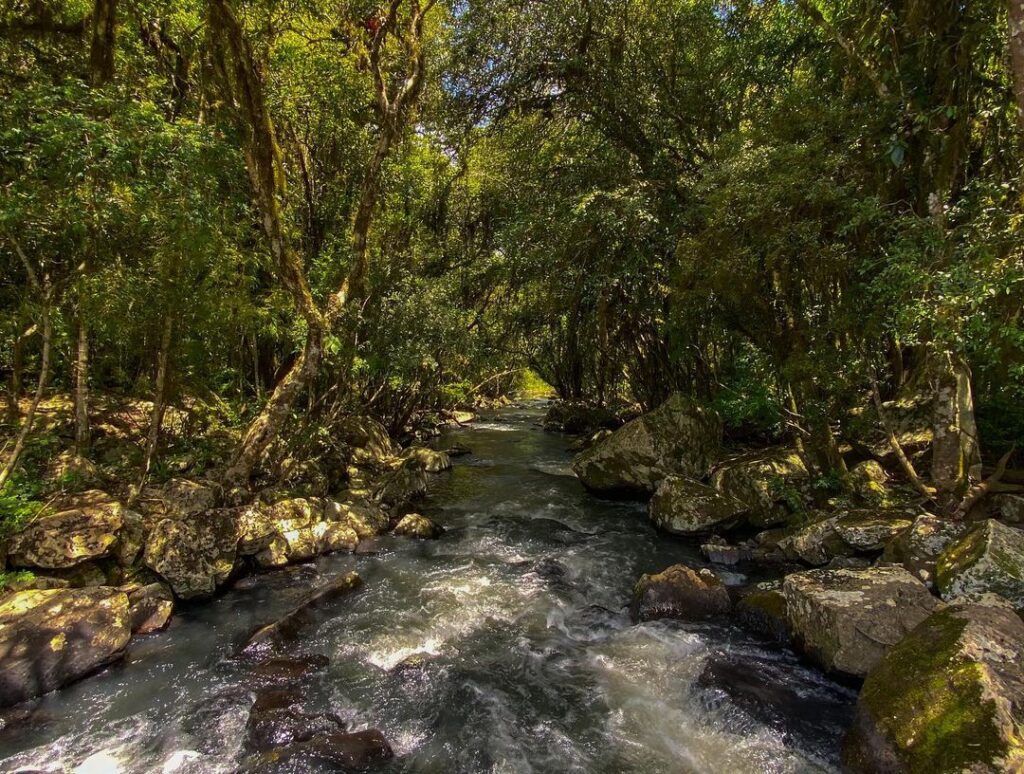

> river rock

[
  {"left": 832, "top": 508, "right": 914, "bottom": 552},
  {"left": 325, "top": 498, "right": 390, "bottom": 538},
  {"left": 0, "top": 587, "right": 131, "bottom": 707},
  {"left": 143, "top": 510, "right": 239, "bottom": 599},
  {"left": 736, "top": 585, "right": 790, "bottom": 642},
  {"left": 258, "top": 729, "right": 394, "bottom": 771},
  {"left": 242, "top": 572, "right": 362, "bottom": 657},
  {"left": 126, "top": 582, "right": 173, "bottom": 635},
  {"left": 778, "top": 517, "right": 848, "bottom": 566},
  {"left": 648, "top": 477, "right": 746, "bottom": 536},
  {"left": 543, "top": 401, "right": 619, "bottom": 435},
  {"left": 373, "top": 463, "right": 428, "bottom": 509},
  {"left": 572, "top": 393, "right": 722, "bottom": 497},
  {"left": 312, "top": 522, "right": 359, "bottom": 554},
  {"left": 245, "top": 689, "right": 345, "bottom": 753},
  {"left": 783, "top": 566, "right": 942, "bottom": 678},
  {"left": 844, "top": 603, "right": 1024, "bottom": 773},
  {"left": 401, "top": 447, "right": 452, "bottom": 473},
  {"left": 251, "top": 655, "right": 330, "bottom": 687},
  {"left": 710, "top": 448, "right": 809, "bottom": 526},
  {"left": 392, "top": 513, "right": 444, "bottom": 539},
  {"left": 630, "top": 564, "right": 731, "bottom": 623},
  {"left": 936, "top": 519, "right": 1024, "bottom": 607},
  {"left": 882, "top": 512, "right": 970, "bottom": 586},
  {"left": 7, "top": 493, "right": 126, "bottom": 570}
]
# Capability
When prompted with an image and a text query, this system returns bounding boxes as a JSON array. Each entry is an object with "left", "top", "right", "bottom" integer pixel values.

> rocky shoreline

[{"left": 553, "top": 396, "right": 1024, "bottom": 772}]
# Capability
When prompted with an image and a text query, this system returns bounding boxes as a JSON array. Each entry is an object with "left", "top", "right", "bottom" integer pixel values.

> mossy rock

[
  {"left": 630, "top": 564, "right": 731, "bottom": 623},
  {"left": 844, "top": 603, "right": 1024, "bottom": 773},
  {"left": 736, "top": 586, "right": 790, "bottom": 642},
  {"left": 936, "top": 520, "right": 1024, "bottom": 607},
  {"left": 648, "top": 476, "right": 746, "bottom": 536},
  {"left": 572, "top": 393, "right": 722, "bottom": 497},
  {"left": 710, "top": 448, "right": 809, "bottom": 527}
]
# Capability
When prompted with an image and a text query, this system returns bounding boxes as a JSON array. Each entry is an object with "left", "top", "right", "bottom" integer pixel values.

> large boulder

[
  {"left": 143, "top": 510, "right": 239, "bottom": 599},
  {"left": 736, "top": 585, "right": 790, "bottom": 642},
  {"left": 572, "top": 394, "right": 721, "bottom": 497},
  {"left": 0, "top": 587, "right": 131, "bottom": 706},
  {"left": 710, "top": 448, "right": 809, "bottom": 526},
  {"left": 936, "top": 519, "right": 1024, "bottom": 607},
  {"left": 833, "top": 509, "right": 915, "bottom": 553},
  {"left": 648, "top": 476, "right": 746, "bottom": 536},
  {"left": 7, "top": 493, "right": 127, "bottom": 570},
  {"left": 783, "top": 566, "right": 942, "bottom": 678},
  {"left": 883, "top": 512, "right": 970, "bottom": 587},
  {"left": 777, "top": 517, "right": 848, "bottom": 566},
  {"left": 844, "top": 603, "right": 1024, "bottom": 773},
  {"left": 630, "top": 564, "right": 731, "bottom": 623}
]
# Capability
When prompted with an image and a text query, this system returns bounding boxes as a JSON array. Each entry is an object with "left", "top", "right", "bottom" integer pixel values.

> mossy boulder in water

[
  {"left": 736, "top": 585, "right": 790, "bottom": 642},
  {"left": 783, "top": 566, "right": 941, "bottom": 678},
  {"left": 326, "top": 497, "right": 390, "bottom": 538},
  {"left": 7, "top": 492, "right": 128, "bottom": 570},
  {"left": 710, "top": 448, "right": 809, "bottom": 527},
  {"left": 125, "top": 582, "right": 173, "bottom": 635},
  {"left": 336, "top": 415, "right": 398, "bottom": 466},
  {"left": 936, "top": 519, "right": 1024, "bottom": 607},
  {"left": 648, "top": 476, "right": 746, "bottom": 536},
  {"left": 400, "top": 447, "right": 452, "bottom": 473},
  {"left": 0, "top": 587, "right": 131, "bottom": 707},
  {"left": 844, "top": 603, "right": 1024, "bottom": 773},
  {"left": 392, "top": 513, "right": 444, "bottom": 539},
  {"left": 630, "top": 564, "right": 731, "bottom": 622},
  {"left": 572, "top": 393, "right": 721, "bottom": 497},
  {"left": 372, "top": 463, "right": 429, "bottom": 509}
]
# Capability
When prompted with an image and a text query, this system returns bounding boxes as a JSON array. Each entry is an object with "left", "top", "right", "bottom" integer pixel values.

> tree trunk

[
  {"left": 1009, "top": 0, "right": 1024, "bottom": 128},
  {"left": 0, "top": 288, "right": 53, "bottom": 490},
  {"left": 137, "top": 313, "right": 174, "bottom": 493},
  {"left": 223, "top": 330, "right": 323, "bottom": 487},
  {"left": 930, "top": 351, "right": 982, "bottom": 501},
  {"left": 89, "top": 0, "right": 117, "bottom": 86},
  {"left": 74, "top": 312, "right": 90, "bottom": 455},
  {"left": 6, "top": 309, "right": 29, "bottom": 422}
]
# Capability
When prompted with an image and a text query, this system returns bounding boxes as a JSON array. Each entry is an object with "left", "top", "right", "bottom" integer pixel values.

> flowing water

[{"left": 0, "top": 402, "right": 855, "bottom": 773}]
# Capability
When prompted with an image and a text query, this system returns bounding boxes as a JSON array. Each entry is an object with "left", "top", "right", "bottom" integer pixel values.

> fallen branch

[
  {"left": 955, "top": 447, "right": 1016, "bottom": 519},
  {"left": 870, "top": 374, "right": 937, "bottom": 502}
]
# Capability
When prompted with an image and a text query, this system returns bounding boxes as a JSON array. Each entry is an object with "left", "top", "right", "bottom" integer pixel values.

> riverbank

[{"left": 1, "top": 401, "right": 855, "bottom": 773}]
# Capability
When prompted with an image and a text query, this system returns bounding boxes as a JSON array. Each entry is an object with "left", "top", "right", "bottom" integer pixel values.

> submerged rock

[
  {"left": 245, "top": 689, "right": 345, "bottom": 753},
  {"left": 844, "top": 603, "right": 1024, "bottom": 773},
  {"left": 0, "top": 587, "right": 131, "bottom": 707},
  {"left": 630, "top": 564, "right": 731, "bottom": 623},
  {"left": 250, "top": 655, "right": 330, "bottom": 686},
  {"left": 648, "top": 477, "right": 746, "bottom": 536},
  {"left": 242, "top": 572, "right": 363, "bottom": 657},
  {"left": 783, "top": 566, "right": 941, "bottom": 678},
  {"left": 253, "top": 729, "right": 394, "bottom": 771},
  {"left": 7, "top": 493, "right": 127, "bottom": 570},
  {"left": 710, "top": 448, "right": 809, "bottom": 527},
  {"left": 572, "top": 393, "right": 722, "bottom": 497},
  {"left": 936, "top": 519, "right": 1024, "bottom": 607},
  {"left": 392, "top": 513, "right": 444, "bottom": 539}
]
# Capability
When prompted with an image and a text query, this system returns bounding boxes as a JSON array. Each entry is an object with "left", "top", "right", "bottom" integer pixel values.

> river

[{"left": 0, "top": 401, "right": 855, "bottom": 773}]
